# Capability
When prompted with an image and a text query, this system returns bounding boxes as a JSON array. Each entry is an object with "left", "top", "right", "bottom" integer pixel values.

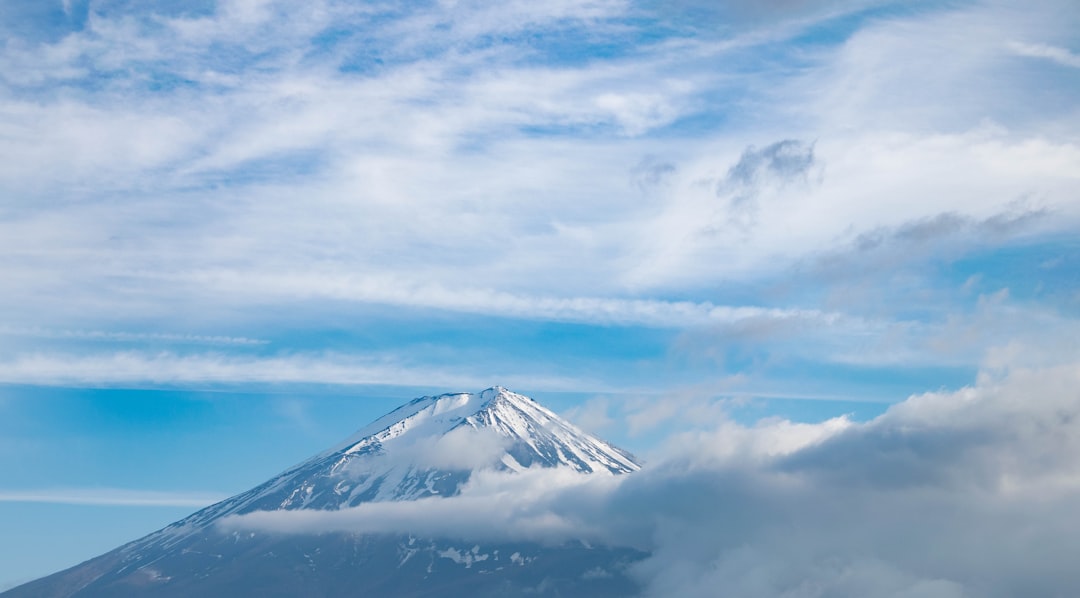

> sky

[{"left": 0, "top": 0, "right": 1078, "bottom": 592}]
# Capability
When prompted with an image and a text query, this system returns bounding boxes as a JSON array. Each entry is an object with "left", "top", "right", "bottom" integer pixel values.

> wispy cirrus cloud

[
  {"left": 1, "top": 0, "right": 1077, "bottom": 317},
  {"left": 0, "top": 0, "right": 1075, "bottom": 402},
  {"left": 0, "top": 351, "right": 597, "bottom": 392},
  {"left": 0, "top": 326, "right": 267, "bottom": 346},
  {"left": 0, "top": 488, "right": 225, "bottom": 508},
  {"left": 1008, "top": 41, "right": 1080, "bottom": 68},
  {"left": 179, "top": 272, "right": 841, "bottom": 328}
]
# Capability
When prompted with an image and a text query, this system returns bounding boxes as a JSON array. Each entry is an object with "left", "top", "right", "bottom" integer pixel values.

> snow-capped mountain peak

[
  {"left": 329, "top": 386, "right": 638, "bottom": 475},
  {"left": 4, "top": 388, "right": 646, "bottom": 598},
  {"left": 165, "top": 387, "right": 638, "bottom": 531}
]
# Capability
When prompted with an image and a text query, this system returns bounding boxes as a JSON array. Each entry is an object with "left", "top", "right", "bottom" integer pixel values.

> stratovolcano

[{"left": 3, "top": 387, "right": 644, "bottom": 597}]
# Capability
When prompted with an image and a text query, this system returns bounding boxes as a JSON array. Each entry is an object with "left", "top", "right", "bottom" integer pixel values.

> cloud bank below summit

[{"left": 224, "top": 362, "right": 1080, "bottom": 597}]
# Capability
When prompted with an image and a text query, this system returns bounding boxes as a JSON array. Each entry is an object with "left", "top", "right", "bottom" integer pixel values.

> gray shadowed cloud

[
  {"left": 223, "top": 362, "right": 1080, "bottom": 597},
  {"left": 631, "top": 155, "right": 676, "bottom": 191},
  {"left": 725, "top": 140, "right": 817, "bottom": 188},
  {"left": 717, "top": 139, "right": 818, "bottom": 228},
  {"left": 854, "top": 205, "right": 1048, "bottom": 253},
  {"left": 807, "top": 203, "right": 1050, "bottom": 299}
]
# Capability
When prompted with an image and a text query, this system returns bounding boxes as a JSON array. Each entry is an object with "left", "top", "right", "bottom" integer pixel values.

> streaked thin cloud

[
  {"left": 0, "top": 488, "right": 226, "bottom": 508},
  {"left": 180, "top": 272, "right": 843, "bottom": 328},
  {"left": 0, "top": 351, "right": 599, "bottom": 392},
  {"left": 1008, "top": 41, "right": 1080, "bottom": 68},
  {"left": 0, "top": 325, "right": 267, "bottom": 346}
]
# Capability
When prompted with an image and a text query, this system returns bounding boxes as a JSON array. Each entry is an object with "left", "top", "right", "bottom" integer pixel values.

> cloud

[
  {"left": 668, "top": 271, "right": 1080, "bottom": 375},
  {"left": 642, "top": 0, "right": 889, "bottom": 32},
  {"left": 715, "top": 139, "right": 818, "bottom": 228},
  {"left": 795, "top": 0, "right": 1080, "bottom": 133},
  {"left": 1008, "top": 41, "right": 1080, "bottom": 68},
  {"left": 0, "top": 488, "right": 226, "bottom": 508},
  {"left": 850, "top": 205, "right": 1048, "bottom": 255},
  {"left": 222, "top": 361, "right": 1080, "bottom": 596},
  {"left": 723, "top": 139, "right": 817, "bottom": 189},
  {"left": 635, "top": 362, "right": 1080, "bottom": 596},
  {"left": 785, "top": 202, "right": 1054, "bottom": 322},
  {"left": 221, "top": 467, "right": 619, "bottom": 544},
  {"left": 0, "top": 326, "right": 267, "bottom": 346},
  {"left": 631, "top": 155, "right": 676, "bottom": 191},
  {"left": 181, "top": 272, "right": 839, "bottom": 328},
  {"left": 626, "top": 363, "right": 1080, "bottom": 596},
  {"left": 0, "top": 0, "right": 1073, "bottom": 438},
  {"left": 0, "top": 351, "right": 593, "bottom": 391},
  {"left": 2, "top": 0, "right": 1078, "bottom": 331},
  {"left": 625, "top": 121, "right": 1080, "bottom": 291},
  {"left": 388, "top": 426, "right": 513, "bottom": 471}
]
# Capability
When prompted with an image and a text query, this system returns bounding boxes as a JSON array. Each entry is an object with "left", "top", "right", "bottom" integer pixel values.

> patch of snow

[{"left": 437, "top": 546, "right": 490, "bottom": 568}]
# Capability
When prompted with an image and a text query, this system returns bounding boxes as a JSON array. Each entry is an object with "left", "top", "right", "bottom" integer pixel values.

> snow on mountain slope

[
  {"left": 328, "top": 385, "right": 639, "bottom": 474},
  {"left": 142, "top": 387, "right": 639, "bottom": 545}
]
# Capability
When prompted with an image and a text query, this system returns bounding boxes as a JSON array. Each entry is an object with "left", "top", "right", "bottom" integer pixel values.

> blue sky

[{"left": 1, "top": 0, "right": 1079, "bottom": 590}]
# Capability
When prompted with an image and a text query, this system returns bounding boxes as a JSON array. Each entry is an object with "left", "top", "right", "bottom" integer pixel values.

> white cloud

[
  {"left": 181, "top": 271, "right": 841, "bottom": 327},
  {"left": 221, "top": 467, "right": 618, "bottom": 543},
  {"left": 0, "top": 488, "right": 225, "bottom": 508},
  {"left": 1, "top": 0, "right": 1077, "bottom": 342},
  {"left": 0, "top": 325, "right": 267, "bottom": 346},
  {"left": 391, "top": 426, "right": 513, "bottom": 471},
  {"left": 0, "top": 350, "right": 595, "bottom": 391},
  {"left": 1008, "top": 41, "right": 1080, "bottom": 68},
  {"left": 623, "top": 129, "right": 1080, "bottom": 290}
]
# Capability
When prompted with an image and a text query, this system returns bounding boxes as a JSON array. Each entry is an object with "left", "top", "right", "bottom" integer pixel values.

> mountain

[{"left": 3, "top": 387, "right": 645, "bottom": 597}]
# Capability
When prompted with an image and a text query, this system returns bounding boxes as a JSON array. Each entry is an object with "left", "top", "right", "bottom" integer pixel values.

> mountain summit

[
  {"left": 327, "top": 386, "right": 639, "bottom": 475},
  {"left": 165, "top": 386, "right": 638, "bottom": 524},
  {"left": 3, "top": 388, "right": 644, "bottom": 597}
]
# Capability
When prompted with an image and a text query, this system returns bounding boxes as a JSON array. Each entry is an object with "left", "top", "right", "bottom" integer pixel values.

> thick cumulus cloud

[
  {"left": 224, "top": 362, "right": 1080, "bottom": 596},
  {"left": 628, "top": 363, "right": 1080, "bottom": 597}
]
